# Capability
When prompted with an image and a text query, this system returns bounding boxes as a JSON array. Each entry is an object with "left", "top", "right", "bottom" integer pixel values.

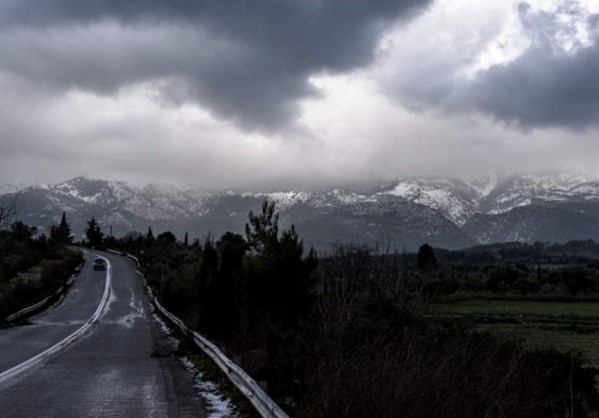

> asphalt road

[{"left": 0, "top": 250, "right": 205, "bottom": 417}]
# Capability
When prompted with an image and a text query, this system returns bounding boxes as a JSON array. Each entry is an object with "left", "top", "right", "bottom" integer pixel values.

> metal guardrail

[
  {"left": 6, "top": 289, "right": 60, "bottom": 323},
  {"left": 153, "top": 297, "right": 290, "bottom": 418},
  {"left": 5, "top": 270, "right": 79, "bottom": 323},
  {"left": 117, "top": 251, "right": 290, "bottom": 418},
  {"left": 0, "top": 254, "right": 111, "bottom": 384}
]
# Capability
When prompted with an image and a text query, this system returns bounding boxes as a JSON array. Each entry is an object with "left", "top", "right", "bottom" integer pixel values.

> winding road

[{"left": 0, "top": 250, "right": 205, "bottom": 417}]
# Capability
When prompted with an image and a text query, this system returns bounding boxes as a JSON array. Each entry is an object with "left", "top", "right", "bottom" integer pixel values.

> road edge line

[{"left": 0, "top": 252, "right": 112, "bottom": 384}]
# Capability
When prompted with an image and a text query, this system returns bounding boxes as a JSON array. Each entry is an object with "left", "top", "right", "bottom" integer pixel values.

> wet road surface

[{"left": 0, "top": 250, "right": 205, "bottom": 417}]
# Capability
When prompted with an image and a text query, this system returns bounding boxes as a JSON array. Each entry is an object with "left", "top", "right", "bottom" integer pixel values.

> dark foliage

[
  {"left": 0, "top": 218, "right": 83, "bottom": 323},
  {"left": 111, "top": 202, "right": 599, "bottom": 417},
  {"left": 417, "top": 243, "right": 438, "bottom": 272},
  {"left": 157, "top": 231, "right": 177, "bottom": 244},
  {"left": 84, "top": 217, "right": 103, "bottom": 247},
  {"left": 50, "top": 212, "right": 72, "bottom": 247}
]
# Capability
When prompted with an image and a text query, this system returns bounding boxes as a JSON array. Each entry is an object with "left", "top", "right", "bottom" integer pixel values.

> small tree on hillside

[
  {"left": 85, "top": 217, "right": 103, "bottom": 247},
  {"left": 50, "top": 212, "right": 72, "bottom": 246}
]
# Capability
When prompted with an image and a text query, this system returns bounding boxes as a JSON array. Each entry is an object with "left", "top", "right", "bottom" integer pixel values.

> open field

[
  {"left": 431, "top": 299, "right": 599, "bottom": 319},
  {"left": 431, "top": 298, "right": 599, "bottom": 368}
]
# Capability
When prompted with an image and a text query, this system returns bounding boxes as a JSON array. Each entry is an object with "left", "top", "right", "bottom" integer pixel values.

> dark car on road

[{"left": 93, "top": 258, "right": 106, "bottom": 271}]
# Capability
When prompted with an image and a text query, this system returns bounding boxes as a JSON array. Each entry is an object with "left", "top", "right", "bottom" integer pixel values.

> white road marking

[{"left": 0, "top": 252, "right": 112, "bottom": 384}]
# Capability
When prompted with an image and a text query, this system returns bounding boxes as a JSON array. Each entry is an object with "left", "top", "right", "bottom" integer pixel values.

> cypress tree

[{"left": 50, "top": 211, "right": 72, "bottom": 246}]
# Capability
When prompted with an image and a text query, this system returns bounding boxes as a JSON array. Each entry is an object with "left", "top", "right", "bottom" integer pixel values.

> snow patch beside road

[
  {"left": 151, "top": 311, "right": 238, "bottom": 418},
  {"left": 181, "top": 357, "right": 238, "bottom": 418}
]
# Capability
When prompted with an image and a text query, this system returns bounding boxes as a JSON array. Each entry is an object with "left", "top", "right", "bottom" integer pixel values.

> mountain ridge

[{"left": 3, "top": 173, "right": 599, "bottom": 251}]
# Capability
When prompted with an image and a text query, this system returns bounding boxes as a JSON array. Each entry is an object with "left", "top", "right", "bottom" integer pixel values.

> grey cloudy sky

[{"left": 0, "top": 0, "right": 598, "bottom": 190}]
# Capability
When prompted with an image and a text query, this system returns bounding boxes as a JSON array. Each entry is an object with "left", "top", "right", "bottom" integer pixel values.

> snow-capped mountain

[
  {"left": 373, "top": 178, "right": 485, "bottom": 226},
  {"left": 478, "top": 173, "right": 599, "bottom": 214},
  {"left": 4, "top": 173, "right": 599, "bottom": 250}
]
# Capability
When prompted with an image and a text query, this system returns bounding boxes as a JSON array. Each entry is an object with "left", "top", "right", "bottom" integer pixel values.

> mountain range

[{"left": 3, "top": 173, "right": 599, "bottom": 251}]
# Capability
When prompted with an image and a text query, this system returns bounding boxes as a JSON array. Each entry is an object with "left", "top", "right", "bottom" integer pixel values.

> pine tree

[
  {"left": 245, "top": 200, "right": 279, "bottom": 255},
  {"left": 60, "top": 212, "right": 68, "bottom": 228},
  {"left": 184, "top": 232, "right": 189, "bottom": 247},
  {"left": 243, "top": 202, "right": 316, "bottom": 328},
  {"left": 85, "top": 217, "right": 103, "bottom": 247}
]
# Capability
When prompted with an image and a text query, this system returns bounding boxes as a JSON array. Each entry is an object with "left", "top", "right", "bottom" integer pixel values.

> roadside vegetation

[
  {"left": 0, "top": 211, "right": 83, "bottom": 324},
  {"left": 104, "top": 201, "right": 599, "bottom": 417}
]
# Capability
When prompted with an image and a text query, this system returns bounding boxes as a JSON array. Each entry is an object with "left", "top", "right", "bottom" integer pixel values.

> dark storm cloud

[
  {"left": 392, "top": 2, "right": 599, "bottom": 130},
  {"left": 0, "top": 0, "right": 430, "bottom": 130},
  {"left": 458, "top": 38, "right": 599, "bottom": 129}
]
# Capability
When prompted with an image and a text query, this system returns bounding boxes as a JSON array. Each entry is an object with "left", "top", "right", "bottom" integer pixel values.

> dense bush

[{"left": 301, "top": 322, "right": 598, "bottom": 418}]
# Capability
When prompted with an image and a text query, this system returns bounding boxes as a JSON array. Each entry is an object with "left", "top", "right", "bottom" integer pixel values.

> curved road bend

[{"left": 0, "top": 250, "right": 205, "bottom": 417}]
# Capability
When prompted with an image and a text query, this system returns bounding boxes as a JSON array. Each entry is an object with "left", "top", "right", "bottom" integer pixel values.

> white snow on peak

[
  {"left": 324, "top": 188, "right": 365, "bottom": 204},
  {"left": 306, "top": 188, "right": 372, "bottom": 208},
  {"left": 7, "top": 172, "right": 599, "bottom": 233},
  {"left": 377, "top": 179, "right": 475, "bottom": 225},
  {"left": 143, "top": 182, "right": 190, "bottom": 195},
  {"left": 248, "top": 191, "right": 313, "bottom": 210}
]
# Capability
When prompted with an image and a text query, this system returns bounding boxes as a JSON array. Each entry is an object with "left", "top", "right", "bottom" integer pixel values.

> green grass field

[
  {"left": 432, "top": 299, "right": 599, "bottom": 318},
  {"left": 431, "top": 299, "right": 599, "bottom": 368}
]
